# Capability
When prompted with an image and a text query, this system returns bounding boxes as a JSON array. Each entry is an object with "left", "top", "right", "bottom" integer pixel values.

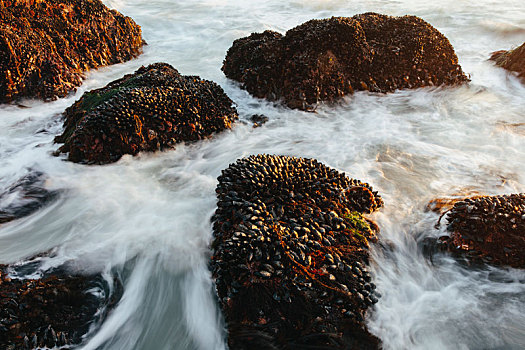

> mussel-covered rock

[
  {"left": 223, "top": 13, "right": 468, "bottom": 110},
  {"left": 490, "top": 42, "right": 525, "bottom": 80},
  {"left": 211, "top": 154, "right": 383, "bottom": 349},
  {"left": 0, "top": 263, "right": 122, "bottom": 349},
  {"left": 55, "top": 63, "right": 238, "bottom": 164},
  {"left": 440, "top": 194, "right": 525, "bottom": 267},
  {"left": 0, "top": 171, "right": 58, "bottom": 225},
  {"left": 0, "top": 0, "right": 144, "bottom": 103}
]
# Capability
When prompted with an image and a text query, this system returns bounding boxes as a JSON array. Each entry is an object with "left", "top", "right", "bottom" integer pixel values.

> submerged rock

[
  {"left": 55, "top": 63, "right": 238, "bottom": 164},
  {"left": 439, "top": 194, "right": 525, "bottom": 268},
  {"left": 0, "top": 171, "right": 58, "bottom": 225},
  {"left": 0, "top": 0, "right": 144, "bottom": 103},
  {"left": 0, "top": 262, "right": 122, "bottom": 349},
  {"left": 490, "top": 42, "right": 525, "bottom": 80},
  {"left": 249, "top": 114, "right": 269, "bottom": 128},
  {"left": 211, "top": 154, "right": 383, "bottom": 349},
  {"left": 223, "top": 13, "right": 468, "bottom": 110}
]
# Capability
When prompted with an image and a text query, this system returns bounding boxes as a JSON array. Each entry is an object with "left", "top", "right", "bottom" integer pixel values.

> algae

[{"left": 343, "top": 211, "right": 373, "bottom": 244}]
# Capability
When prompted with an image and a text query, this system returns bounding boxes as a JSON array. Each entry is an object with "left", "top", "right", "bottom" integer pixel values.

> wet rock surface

[
  {"left": 425, "top": 190, "right": 484, "bottom": 215},
  {"left": 223, "top": 13, "right": 468, "bottom": 110},
  {"left": 211, "top": 154, "right": 383, "bottom": 349},
  {"left": 438, "top": 194, "right": 525, "bottom": 268},
  {"left": 490, "top": 42, "right": 525, "bottom": 80},
  {"left": 0, "top": 171, "right": 58, "bottom": 225},
  {"left": 0, "top": 0, "right": 144, "bottom": 103},
  {"left": 55, "top": 63, "right": 238, "bottom": 164},
  {"left": 0, "top": 262, "right": 122, "bottom": 349},
  {"left": 249, "top": 114, "right": 269, "bottom": 128}
]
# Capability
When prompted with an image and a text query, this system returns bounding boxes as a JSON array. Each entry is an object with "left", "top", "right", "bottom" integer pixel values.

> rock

[
  {"left": 490, "top": 42, "right": 525, "bottom": 80},
  {"left": 425, "top": 191, "right": 483, "bottom": 214},
  {"left": 0, "top": 262, "right": 122, "bottom": 349},
  {"left": 249, "top": 114, "right": 269, "bottom": 128},
  {"left": 0, "top": 0, "right": 144, "bottom": 103},
  {"left": 440, "top": 194, "right": 525, "bottom": 268},
  {"left": 211, "top": 154, "right": 383, "bottom": 349},
  {"left": 54, "top": 63, "right": 238, "bottom": 164},
  {"left": 0, "top": 171, "right": 58, "bottom": 225},
  {"left": 223, "top": 13, "right": 468, "bottom": 110}
]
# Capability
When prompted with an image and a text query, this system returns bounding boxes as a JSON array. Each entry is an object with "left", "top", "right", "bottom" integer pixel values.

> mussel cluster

[
  {"left": 55, "top": 63, "right": 238, "bottom": 164},
  {"left": 211, "top": 155, "right": 383, "bottom": 349},
  {"left": 0, "top": 0, "right": 144, "bottom": 103},
  {"left": 490, "top": 42, "right": 525, "bottom": 80},
  {"left": 442, "top": 194, "right": 525, "bottom": 267},
  {"left": 223, "top": 13, "right": 468, "bottom": 110},
  {"left": 0, "top": 264, "right": 122, "bottom": 349}
]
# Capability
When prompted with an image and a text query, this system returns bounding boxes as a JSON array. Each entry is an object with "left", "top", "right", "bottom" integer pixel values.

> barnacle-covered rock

[
  {"left": 0, "top": 262, "right": 122, "bottom": 349},
  {"left": 55, "top": 63, "right": 238, "bottom": 164},
  {"left": 0, "top": 171, "right": 58, "bottom": 225},
  {"left": 440, "top": 194, "right": 525, "bottom": 267},
  {"left": 490, "top": 42, "right": 525, "bottom": 80},
  {"left": 0, "top": 0, "right": 144, "bottom": 103},
  {"left": 223, "top": 13, "right": 468, "bottom": 110},
  {"left": 211, "top": 154, "right": 383, "bottom": 349}
]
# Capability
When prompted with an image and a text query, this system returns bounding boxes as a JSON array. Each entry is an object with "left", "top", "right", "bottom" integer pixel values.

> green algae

[
  {"left": 78, "top": 74, "right": 143, "bottom": 113},
  {"left": 343, "top": 211, "right": 373, "bottom": 244}
]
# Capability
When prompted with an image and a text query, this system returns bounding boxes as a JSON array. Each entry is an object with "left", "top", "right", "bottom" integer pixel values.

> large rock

[
  {"left": 0, "top": 262, "right": 122, "bottom": 349},
  {"left": 440, "top": 194, "right": 525, "bottom": 268},
  {"left": 223, "top": 13, "right": 468, "bottom": 110},
  {"left": 0, "top": 0, "right": 144, "bottom": 103},
  {"left": 0, "top": 171, "right": 58, "bottom": 225},
  {"left": 490, "top": 42, "right": 525, "bottom": 80},
  {"left": 55, "top": 63, "right": 238, "bottom": 164},
  {"left": 211, "top": 154, "right": 383, "bottom": 349}
]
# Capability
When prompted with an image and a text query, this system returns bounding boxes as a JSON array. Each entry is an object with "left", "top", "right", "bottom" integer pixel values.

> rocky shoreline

[
  {"left": 1, "top": 4, "right": 524, "bottom": 348},
  {"left": 211, "top": 155, "right": 383, "bottom": 349}
]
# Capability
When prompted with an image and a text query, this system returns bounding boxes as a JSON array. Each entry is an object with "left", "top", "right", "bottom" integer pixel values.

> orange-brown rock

[
  {"left": 443, "top": 194, "right": 525, "bottom": 268},
  {"left": 223, "top": 13, "right": 468, "bottom": 110},
  {"left": 0, "top": 0, "right": 144, "bottom": 103},
  {"left": 490, "top": 42, "right": 525, "bottom": 80}
]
